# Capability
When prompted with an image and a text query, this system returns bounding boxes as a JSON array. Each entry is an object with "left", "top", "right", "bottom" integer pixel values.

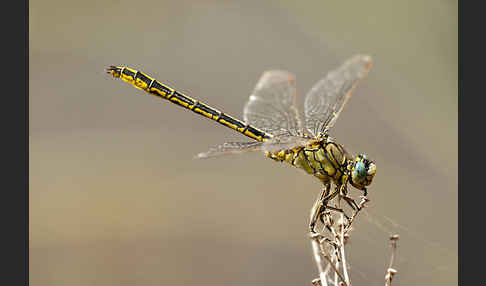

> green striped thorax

[
  {"left": 266, "top": 136, "right": 376, "bottom": 192},
  {"left": 349, "top": 154, "right": 376, "bottom": 190}
]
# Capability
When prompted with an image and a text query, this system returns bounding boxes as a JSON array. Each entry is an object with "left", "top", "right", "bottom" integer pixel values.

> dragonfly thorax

[
  {"left": 266, "top": 138, "right": 354, "bottom": 185},
  {"left": 266, "top": 137, "right": 376, "bottom": 191}
]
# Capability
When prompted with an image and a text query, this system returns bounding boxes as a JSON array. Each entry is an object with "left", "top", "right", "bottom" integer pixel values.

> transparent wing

[
  {"left": 304, "top": 55, "right": 372, "bottom": 136},
  {"left": 261, "top": 135, "right": 314, "bottom": 153},
  {"left": 243, "top": 70, "right": 303, "bottom": 136},
  {"left": 195, "top": 142, "right": 264, "bottom": 159},
  {"left": 195, "top": 136, "right": 313, "bottom": 159}
]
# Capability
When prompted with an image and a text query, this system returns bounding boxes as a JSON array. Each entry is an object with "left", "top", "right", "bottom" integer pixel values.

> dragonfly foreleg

[
  {"left": 337, "top": 184, "right": 361, "bottom": 212},
  {"left": 342, "top": 196, "right": 361, "bottom": 211},
  {"left": 361, "top": 187, "right": 368, "bottom": 197}
]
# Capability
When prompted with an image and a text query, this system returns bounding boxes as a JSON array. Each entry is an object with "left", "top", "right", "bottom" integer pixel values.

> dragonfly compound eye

[
  {"left": 350, "top": 154, "right": 376, "bottom": 189},
  {"left": 353, "top": 161, "right": 367, "bottom": 182}
]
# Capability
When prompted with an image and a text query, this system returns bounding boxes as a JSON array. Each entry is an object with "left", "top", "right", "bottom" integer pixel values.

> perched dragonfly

[{"left": 106, "top": 55, "right": 376, "bottom": 234}]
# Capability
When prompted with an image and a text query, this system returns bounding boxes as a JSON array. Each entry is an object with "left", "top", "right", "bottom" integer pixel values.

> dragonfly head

[{"left": 350, "top": 154, "right": 376, "bottom": 190}]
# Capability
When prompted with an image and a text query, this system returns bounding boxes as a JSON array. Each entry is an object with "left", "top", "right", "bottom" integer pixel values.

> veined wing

[
  {"left": 304, "top": 55, "right": 372, "bottom": 136},
  {"left": 195, "top": 142, "right": 264, "bottom": 159},
  {"left": 261, "top": 135, "right": 314, "bottom": 153},
  {"left": 243, "top": 70, "right": 303, "bottom": 137},
  {"left": 195, "top": 136, "right": 313, "bottom": 159}
]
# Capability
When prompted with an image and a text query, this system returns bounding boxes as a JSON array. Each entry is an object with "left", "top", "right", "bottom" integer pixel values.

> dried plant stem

[
  {"left": 311, "top": 237, "right": 330, "bottom": 286},
  {"left": 323, "top": 251, "right": 347, "bottom": 286},
  {"left": 385, "top": 235, "right": 399, "bottom": 286},
  {"left": 333, "top": 257, "right": 339, "bottom": 286},
  {"left": 310, "top": 195, "right": 372, "bottom": 286},
  {"left": 310, "top": 192, "right": 401, "bottom": 286},
  {"left": 339, "top": 212, "right": 350, "bottom": 285}
]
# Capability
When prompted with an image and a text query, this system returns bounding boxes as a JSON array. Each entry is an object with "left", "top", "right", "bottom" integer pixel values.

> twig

[
  {"left": 322, "top": 253, "right": 346, "bottom": 286},
  {"left": 339, "top": 214, "right": 350, "bottom": 285},
  {"left": 311, "top": 236, "right": 330, "bottom": 286},
  {"left": 310, "top": 192, "right": 372, "bottom": 286},
  {"left": 384, "top": 234, "right": 399, "bottom": 286},
  {"left": 310, "top": 192, "right": 398, "bottom": 286}
]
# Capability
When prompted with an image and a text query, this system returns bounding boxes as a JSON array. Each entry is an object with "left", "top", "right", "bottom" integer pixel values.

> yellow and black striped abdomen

[
  {"left": 106, "top": 66, "right": 271, "bottom": 142},
  {"left": 267, "top": 139, "right": 350, "bottom": 184}
]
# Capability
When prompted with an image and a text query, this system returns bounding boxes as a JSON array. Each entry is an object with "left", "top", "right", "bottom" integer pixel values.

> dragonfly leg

[
  {"left": 309, "top": 184, "right": 343, "bottom": 235},
  {"left": 361, "top": 187, "right": 368, "bottom": 197},
  {"left": 342, "top": 196, "right": 360, "bottom": 211},
  {"left": 319, "top": 205, "right": 350, "bottom": 224},
  {"left": 338, "top": 184, "right": 361, "bottom": 211},
  {"left": 309, "top": 184, "right": 329, "bottom": 235}
]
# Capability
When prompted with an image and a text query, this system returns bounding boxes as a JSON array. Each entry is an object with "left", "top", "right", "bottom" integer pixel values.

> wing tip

[
  {"left": 257, "top": 70, "right": 296, "bottom": 89},
  {"left": 352, "top": 54, "right": 373, "bottom": 70}
]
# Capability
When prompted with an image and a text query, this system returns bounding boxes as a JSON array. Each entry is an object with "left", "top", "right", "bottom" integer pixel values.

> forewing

[
  {"left": 243, "top": 70, "right": 303, "bottom": 136},
  {"left": 195, "top": 142, "right": 264, "bottom": 159},
  {"left": 304, "top": 55, "right": 372, "bottom": 136}
]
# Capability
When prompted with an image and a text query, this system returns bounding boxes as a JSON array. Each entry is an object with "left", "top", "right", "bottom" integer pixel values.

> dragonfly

[{"left": 106, "top": 54, "right": 376, "bottom": 235}]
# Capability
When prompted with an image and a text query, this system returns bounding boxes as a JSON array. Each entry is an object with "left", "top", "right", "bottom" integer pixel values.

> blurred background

[{"left": 30, "top": 0, "right": 457, "bottom": 285}]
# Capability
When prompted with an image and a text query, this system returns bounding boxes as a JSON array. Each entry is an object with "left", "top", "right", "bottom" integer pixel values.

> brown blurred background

[{"left": 30, "top": 0, "right": 457, "bottom": 285}]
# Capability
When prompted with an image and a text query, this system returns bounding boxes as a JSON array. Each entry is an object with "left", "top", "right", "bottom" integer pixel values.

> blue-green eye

[{"left": 353, "top": 161, "right": 367, "bottom": 181}]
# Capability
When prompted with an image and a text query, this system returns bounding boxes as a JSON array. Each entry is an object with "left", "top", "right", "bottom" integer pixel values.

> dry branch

[{"left": 310, "top": 195, "right": 400, "bottom": 286}]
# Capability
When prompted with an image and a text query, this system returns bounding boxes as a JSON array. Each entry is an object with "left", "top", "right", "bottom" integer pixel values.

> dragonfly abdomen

[{"left": 106, "top": 66, "right": 272, "bottom": 142}]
